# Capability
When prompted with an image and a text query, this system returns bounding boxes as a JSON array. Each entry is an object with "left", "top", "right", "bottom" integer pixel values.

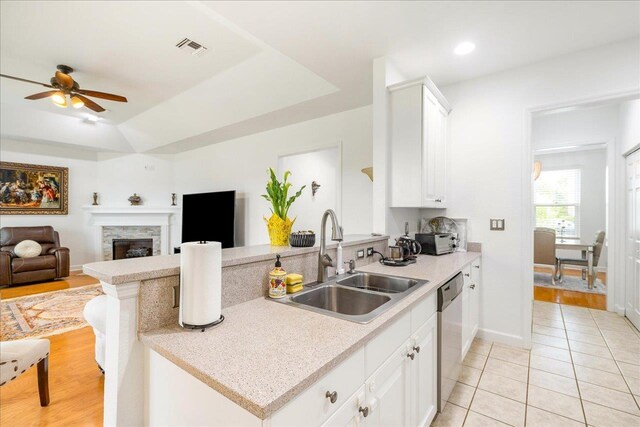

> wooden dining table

[{"left": 555, "top": 239, "right": 595, "bottom": 288}]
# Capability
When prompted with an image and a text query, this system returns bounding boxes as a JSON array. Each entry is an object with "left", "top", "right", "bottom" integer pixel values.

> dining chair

[
  {"left": 0, "top": 339, "right": 50, "bottom": 406},
  {"left": 557, "top": 230, "right": 605, "bottom": 288},
  {"left": 534, "top": 227, "right": 558, "bottom": 285}
]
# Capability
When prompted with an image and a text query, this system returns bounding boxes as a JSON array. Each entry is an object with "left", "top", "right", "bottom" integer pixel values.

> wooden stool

[{"left": 0, "top": 339, "right": 50, "bottom": 406}]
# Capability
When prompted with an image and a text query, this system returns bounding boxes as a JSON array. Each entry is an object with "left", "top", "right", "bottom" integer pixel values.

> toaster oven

[{"left": 415, "top": 232, "right": 456, "bottom": 255}]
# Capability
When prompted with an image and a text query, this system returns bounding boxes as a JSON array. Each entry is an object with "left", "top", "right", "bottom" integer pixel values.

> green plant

[{"left": 261, "top": 168, "right": 306, "bottom": 220}]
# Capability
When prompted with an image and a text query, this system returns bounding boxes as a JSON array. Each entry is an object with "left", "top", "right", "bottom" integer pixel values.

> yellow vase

[{"left": 265, "top": 214, "right": 295, "bottom": 246}]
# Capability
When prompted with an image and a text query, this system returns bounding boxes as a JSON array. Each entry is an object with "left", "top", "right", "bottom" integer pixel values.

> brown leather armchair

[{"left": 0, "top": 226, "right": 70, "bottom": 286}]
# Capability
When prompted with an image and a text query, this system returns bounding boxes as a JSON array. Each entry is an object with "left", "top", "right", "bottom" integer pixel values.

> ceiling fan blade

[
  {"left": 0, "top": 74, "right": 54, "bottom": 88},
  {"left": 73, "top": 94, "right": 105, "bottom": 112},
  {"left": 24, "top": 90, "right": 59, "bottom": 100},
  {"left": 55, "top": 70, "right": 74, "bottom": 89},
  {"left": 75, "top": 89, "right": 127, "bottom": 102}
]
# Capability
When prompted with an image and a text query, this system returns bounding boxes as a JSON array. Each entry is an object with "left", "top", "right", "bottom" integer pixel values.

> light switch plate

[
  {"left": 357, "top": 249, "right": 365, "bottom": 259},
  {"left": 490, "top": 219, "right": 505, "bottom": 231}
]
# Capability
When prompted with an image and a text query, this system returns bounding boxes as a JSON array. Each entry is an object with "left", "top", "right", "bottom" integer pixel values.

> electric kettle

[{"left": 395, "top": 236, "right": 422, "bottom": 259}]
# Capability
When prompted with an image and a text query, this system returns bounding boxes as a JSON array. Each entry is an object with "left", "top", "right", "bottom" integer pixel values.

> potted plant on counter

[{"left": 262, "top": 168, "right": 306, "bottom": 246}]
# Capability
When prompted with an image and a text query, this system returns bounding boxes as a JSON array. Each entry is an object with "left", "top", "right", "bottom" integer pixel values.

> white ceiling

[{"left": 1, "top": 1, "right": 639, "bottom": 153}]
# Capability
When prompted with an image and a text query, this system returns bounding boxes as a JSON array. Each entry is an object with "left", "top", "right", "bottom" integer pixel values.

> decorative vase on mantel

[
  {"left": 128, "top": 193, "right": 142, "bottom": 206},
  {"left": 261, "top": 168, "right": 305, "bottom": 246}
]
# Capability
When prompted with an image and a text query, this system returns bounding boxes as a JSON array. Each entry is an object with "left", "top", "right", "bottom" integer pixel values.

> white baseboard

[
  {"left": 476, "top": 328, "right": 525, "bottom": 349},
  {"left": 70, "top": 265, "right": 83, "bottom": 273},
  {"left": 614, "top": 304, "right": 625, "bottom": 316}
]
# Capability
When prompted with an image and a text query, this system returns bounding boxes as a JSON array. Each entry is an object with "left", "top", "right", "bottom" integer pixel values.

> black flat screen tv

[{"left": 181, "top": 191, "right": 235, "bottom": 248}]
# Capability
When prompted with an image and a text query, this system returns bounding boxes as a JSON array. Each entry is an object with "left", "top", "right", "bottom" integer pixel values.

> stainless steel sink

[
  {"left": 271, "top": 272, "right": 428, "bottom": 323},
  {"left": 336, "top": 273, "right": 420, "bottom": 294},
  {"left": 290, "top": 285, "right": 391, "bottom": 315}
]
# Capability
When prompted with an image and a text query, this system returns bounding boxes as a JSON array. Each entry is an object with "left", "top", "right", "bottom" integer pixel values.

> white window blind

[{"left": 534, "top": 168, "right": 581, "bottom": 237}]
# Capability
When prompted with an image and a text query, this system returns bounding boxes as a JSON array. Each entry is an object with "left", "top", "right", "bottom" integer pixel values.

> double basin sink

[{"left": 271, "top": 272, "right": 428, "bottom": 323}]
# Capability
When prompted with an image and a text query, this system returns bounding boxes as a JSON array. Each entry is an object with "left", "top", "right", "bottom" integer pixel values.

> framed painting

[{"left": 0, "top": 162, "right": 68, "bottom": 215}]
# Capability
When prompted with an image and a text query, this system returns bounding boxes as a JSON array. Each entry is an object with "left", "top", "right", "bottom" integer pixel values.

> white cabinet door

[
  {"left": 410, "top": 312, "right": 438, "bottom": 427},
  {"left": 626, "top": 150, "right": 640, "bottom": 330},
  {"left": 322, "top": 386, "right": 367, "bottom": 427},
  {"left": 390, "top": 83, "right": 424, "bottom": 207},
  {"left": 469, "top": 260, "right": 481, "bottom": 338},
  {"left": 389, "top": 79, "right": 449, "bottom": 209},
  {"left": 422, "top": 89, "right": 440, "bottom": 206},
  {"left": 365, "top": 343, "right": 411, "bottom": 427},
  {"left": 461, "top": 265, "right": 473, "bottom": 359},
  {"left": 434, "top": 102, "right": 448, "bottom": 206}
]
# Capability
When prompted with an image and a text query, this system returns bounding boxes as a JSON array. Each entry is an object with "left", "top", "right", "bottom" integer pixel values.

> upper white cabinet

[{"left": 389, "top": 77, "right": 451, "bottom": 208}]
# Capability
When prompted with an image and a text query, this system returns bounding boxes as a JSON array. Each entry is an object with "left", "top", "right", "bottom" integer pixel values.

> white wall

[
  {"left": 534, "top": 150, "right": 608, "bottom": 266},
  {"left": 440, "top": 38, "right": 640, "bottom": 347},
  {"left": 532, "top": 104, "right": 619, "bottom": 149},
  {"left": 174, "top": 106, "right": 373, "bottom": 246},
  {"left": 1, "top": 139, "right": 179, "bottom": 268},
  {"left": 619, "top": 99, "right": 640, "bottom": 155},
  {"left": 278, "top": 146, "right": 340, "bottom": 232},
  {"left": 0, "top": 139, "right": 98, "bottom": 268}
]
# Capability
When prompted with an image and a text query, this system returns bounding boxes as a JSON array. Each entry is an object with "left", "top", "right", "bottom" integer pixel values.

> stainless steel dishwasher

[{"left": 437, "top": 272, "right": 464, "bottom": 413}]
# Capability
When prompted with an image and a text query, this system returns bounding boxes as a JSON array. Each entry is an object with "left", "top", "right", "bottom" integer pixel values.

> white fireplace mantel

[{"left": 83, "top": 206, "right": 180, "bottom": 261}]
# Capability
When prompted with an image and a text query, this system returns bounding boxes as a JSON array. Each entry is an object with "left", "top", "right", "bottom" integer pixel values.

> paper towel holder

[{"left": 181, "top": 315, "right": 225, "bottom": 332}]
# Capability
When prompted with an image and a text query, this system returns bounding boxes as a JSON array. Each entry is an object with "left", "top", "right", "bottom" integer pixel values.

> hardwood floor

[
  {"left": 533, "top": 266, "right": 607, "bottom": 310},
  {"left": 0, "top": 272, "right": 99, "bottom": 299},
  {"left": 1, "top": 274, "right": 104, "bottom": 426}
]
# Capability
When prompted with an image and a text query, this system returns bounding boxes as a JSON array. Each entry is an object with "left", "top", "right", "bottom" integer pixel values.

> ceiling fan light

[
  {"left": 71, "top": 95, "right": 84, "bottom": 109},
  {"left": 51, "top": 91, "right": 67, "bottom": 107}
]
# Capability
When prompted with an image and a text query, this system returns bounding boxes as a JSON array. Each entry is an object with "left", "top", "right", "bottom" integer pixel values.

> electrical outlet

[
  {"left": 366, "top": 247, "right": 374, "bottom": 257},
  {"left": 490, "top": 219, "right": 505, "bottom": 231},
  {"left": 357, "top": 249, "right": 365, "bottom": 259}
]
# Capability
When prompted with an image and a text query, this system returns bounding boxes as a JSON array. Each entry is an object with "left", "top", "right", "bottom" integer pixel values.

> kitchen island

[
  {"left": 138, "top": 250, "right": 482, "bottom": 426},
  {"left": 141, "top": 252, "right": 480, "bottom": 425}
]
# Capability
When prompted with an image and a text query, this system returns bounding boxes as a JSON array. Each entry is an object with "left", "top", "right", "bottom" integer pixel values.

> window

[{"left": 534, "top": 168, "right": 581, "bottom": 238}]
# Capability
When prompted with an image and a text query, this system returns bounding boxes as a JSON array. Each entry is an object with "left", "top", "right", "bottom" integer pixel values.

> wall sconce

[
  {"left": 361, "top": 167, "right": 373, "bottom": 181},
  {"left": 533, "top": 161, "right": 542, "bottom": 181},
  {"left": 312, "top": 181, "right": 321, "bottom": 196}
]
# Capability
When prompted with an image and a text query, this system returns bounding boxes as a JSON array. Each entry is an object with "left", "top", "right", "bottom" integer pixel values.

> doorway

[{"left": 530, "top": 103, "right": 619, "bottom": 310}]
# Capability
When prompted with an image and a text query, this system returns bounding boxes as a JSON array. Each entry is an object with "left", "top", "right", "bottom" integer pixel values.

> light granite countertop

[
  {"left": 83, "top": 234, "right": 388, "bottom": 285},
  {"left": 140, "top": 250, "right": 481, "bottom": 419}
]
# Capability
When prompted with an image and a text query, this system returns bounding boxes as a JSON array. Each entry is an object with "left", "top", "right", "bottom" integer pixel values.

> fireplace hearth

[{"left": 112, "top": 238, "right": 153, "bottom": 260}]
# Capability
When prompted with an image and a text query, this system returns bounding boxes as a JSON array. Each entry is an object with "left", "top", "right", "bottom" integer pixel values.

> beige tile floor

[{"left": 431, "top": 301, "right": 640, "bottom": 427}]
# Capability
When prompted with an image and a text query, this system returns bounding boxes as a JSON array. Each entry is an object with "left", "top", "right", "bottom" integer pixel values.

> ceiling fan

[{"left": 0, "top": 64, "right": 127, "bottom": 112}]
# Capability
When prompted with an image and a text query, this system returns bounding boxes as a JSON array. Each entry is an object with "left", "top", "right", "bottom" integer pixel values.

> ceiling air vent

[{"left": 176, "top": 38, "right": 208, "bottom": 57}]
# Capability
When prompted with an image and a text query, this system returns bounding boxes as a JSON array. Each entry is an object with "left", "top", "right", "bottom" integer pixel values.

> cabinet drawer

[
  {"left": 270, "top": 347, "right": 365, "bottom": 427},
  {"left": 365, "top": 311, "right": 411, "bottom": 378},
  {"left": 410, "top": 291, "right": 437, "bottom": 334}
]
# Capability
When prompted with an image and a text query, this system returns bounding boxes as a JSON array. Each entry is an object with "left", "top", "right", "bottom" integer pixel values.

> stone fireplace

[
  {"left": 111, "top": 237, "right": 155, "bottom": 260},
  {"left": 84, "top": 206, "right": 179, "bottom": 262}
]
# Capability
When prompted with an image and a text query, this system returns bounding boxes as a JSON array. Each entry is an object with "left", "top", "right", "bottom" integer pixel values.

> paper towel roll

[{"left": 179, "top": 241, "right": 222, "bottom": 328}]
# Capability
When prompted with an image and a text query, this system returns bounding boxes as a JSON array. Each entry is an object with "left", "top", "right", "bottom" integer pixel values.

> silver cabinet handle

[
  {"left": 413, "top": 346, "right": 420, "bottom": 353},
  {"left": 359, "top": 406, "right": 369, "bottom": 417},
  {"left": 325, "top": 391, "right": 337, "bottom": 403},
  {"left": 474, "top": 265, "right": 480, "bottom": 269},
  {"left": 464, "top": 273, "right": 470, "bottom": 277},
  {"left": 470, "top": 284, "right": 476, "bottom": 289},
  {"left": 435, "top": 199, "right": 442, "bottom": 202},
  {"left": 407, "top": 352, "right": 415, "bottom": 360}
]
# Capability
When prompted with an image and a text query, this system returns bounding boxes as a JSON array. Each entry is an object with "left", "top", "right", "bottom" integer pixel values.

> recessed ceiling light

[
  {"left": 454, "top": 42, "right": 475, "bottom": 56},
  {"left": 85, "top": 114, "right": 100, "bottom": 123}
]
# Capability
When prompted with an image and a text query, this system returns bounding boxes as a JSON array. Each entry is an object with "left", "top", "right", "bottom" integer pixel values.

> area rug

[
  {"left": 534, "top": 272, "right": 606, "bottom": 295},
  {"left": 1, "top": 284, "right": 103, "bottom": 341}
]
